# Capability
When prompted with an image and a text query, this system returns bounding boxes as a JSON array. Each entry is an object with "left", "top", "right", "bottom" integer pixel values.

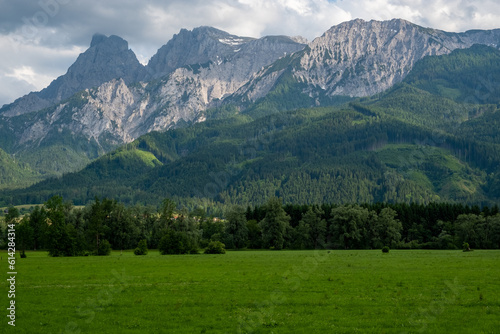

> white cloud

[
  {"left": 336, "top": 0, "right": 500, "bottom": 32},
  {"left": 0, "top": 75, "right": 37, "bottom": 108},
  {"left": 0, "top": 33, "right": 83, "bottom": 106},
  {"left": 5, "top": 66, "right": 40, "bottom": 85}
]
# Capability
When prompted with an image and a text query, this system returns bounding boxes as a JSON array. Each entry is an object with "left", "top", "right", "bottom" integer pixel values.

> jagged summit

[
  {"left": 1, "top": 19, "right": 500, "bottom": 187},
  {"left": 146, "top": 26, "right": 255, "bottom": 78},
  {"left": 146, "top": 26, "right": 306, "bottom": 82},
  {"left": 90, "top": 33, "right": 108, "bottom": 47},
  {"left": 89, "top": 33, "right": 130, "bottom": 50},
  {"left": 237, "top": 18, "right": 500, "bottom": 102},
  {"left": 1, "top": 33, "right": 146, "bottom": 117}
]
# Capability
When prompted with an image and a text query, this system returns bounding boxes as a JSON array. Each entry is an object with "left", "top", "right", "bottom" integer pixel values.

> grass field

[{"left": 1, "top": 249, "right": 499, "bottom": 333}]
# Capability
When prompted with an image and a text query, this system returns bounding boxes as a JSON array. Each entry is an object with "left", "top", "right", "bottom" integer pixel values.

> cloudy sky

[{"left": 1, "top": 0, "right": 500, "bottom": 107}]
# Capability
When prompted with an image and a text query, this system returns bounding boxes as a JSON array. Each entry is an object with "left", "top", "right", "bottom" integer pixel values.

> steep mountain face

[
  {"left": 0, "top": 34, "right": 147, "bottom": 117},
  {"left": 1, "top": 19, "right": 500, "bottom": 190},
  {"left": 0, "top": 28, "right": 306, "bottom": 179},
  {"left": 147, "top": 26, "right": 256, "bottom": 77},
  {"left": 236, "top": 19, "right": 500, "bottom": 102},
  {"left": 148, "top": 27, "right": 305, "bottom": 80},
  {"left": 8, "top": 45, "right": 500, "bottom": 207},
  {"left": 139, "top": 28, "right": 306, "bottom": 133}
]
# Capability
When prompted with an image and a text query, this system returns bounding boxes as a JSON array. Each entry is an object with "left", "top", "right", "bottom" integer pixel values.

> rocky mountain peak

[
  {"left": 44, "top": 33, "right": 146, "bottom": 97},
  {"left": 90, "top": 33, "right": 108, "bottom": 47},
  {"left": 147, "top": 27, "right": 255, "bottom": 78},
  {"left": 1, "top": 33, "right": 146, "bottom": 117},
  {"left": 235, "top": 18, "right": 500, "bottom": 103},
  {"left": 89, "top": 33, "right": 129, "bottom": 51},
  {"left": 2, "top": 19, "right": 500, "bottom": 187}
]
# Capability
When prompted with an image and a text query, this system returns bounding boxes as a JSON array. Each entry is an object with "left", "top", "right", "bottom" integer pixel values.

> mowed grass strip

[{"left": 2, "top": 250, "right": 499, "bottom": 333}]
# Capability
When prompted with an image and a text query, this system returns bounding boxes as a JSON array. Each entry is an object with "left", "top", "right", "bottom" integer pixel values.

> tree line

[{"left": 2, "top": 196, "right": 500, "bottom": 256}]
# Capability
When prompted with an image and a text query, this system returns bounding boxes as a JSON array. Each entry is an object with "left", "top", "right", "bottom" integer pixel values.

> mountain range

[{"left": 1, "top": 18, "right": 500, "bottom": 207}]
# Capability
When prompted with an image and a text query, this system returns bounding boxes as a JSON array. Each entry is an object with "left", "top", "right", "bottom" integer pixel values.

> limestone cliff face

[
  {"left": 1, "top": 20, "right": 500, "bottom": 178},
  {"left": 145, "top": 27, "right": 306, "bottom": 120},
  {"left": 237, "top": 19, "right": 500, "bottom": 101},
  {"left": 147, "top": 26, "right": 255, "bottom": 77},
  {"left": 0, "top": 34, "right": 147, "bottom": 117},
  {"left": 4, "top": 29, "right": 305, "bottom": 160}
]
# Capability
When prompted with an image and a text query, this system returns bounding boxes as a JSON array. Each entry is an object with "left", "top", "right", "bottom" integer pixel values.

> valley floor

[{"left": 1, "top": 249, "right": 499, "bottom": 333}]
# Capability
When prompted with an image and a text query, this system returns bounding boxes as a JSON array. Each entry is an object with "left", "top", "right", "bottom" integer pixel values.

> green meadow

[{"left": 2, "top": 250, "right": 499, "bottom": 333}]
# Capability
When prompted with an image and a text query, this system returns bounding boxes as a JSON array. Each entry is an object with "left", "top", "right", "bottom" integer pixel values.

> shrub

[
  {"left": 382, "top": 246, "right": 390, "bottom": 253},
  {"left": 159, "top": 230, "right": 196, "bottom": 255},
  {"left": 97, "top": 239, "right": 111, "bottom": 256},
  {"left": 204, "top": 241, "right": 226, "bottom": 254},
  {"left": 134, "top": 239, "right": 148, "bottom": 255},
  {"left": 463, "top": 242, "right": 472, "bottom": 252}
]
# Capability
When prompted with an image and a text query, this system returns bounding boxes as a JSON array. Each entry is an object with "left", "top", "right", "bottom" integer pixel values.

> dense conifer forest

[{"left": 3, "top": 196, "right": 499, "bottom": 255}]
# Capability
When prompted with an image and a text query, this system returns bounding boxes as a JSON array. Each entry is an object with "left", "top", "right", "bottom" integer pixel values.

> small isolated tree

[
  {"left": 463, "top": 242, "right": 472, "bottom": 252},
  {"left": 97, "top": 239, "right": 111, "bottom": 256},
  {"left": 205, "top": 241, "right": 226, "bottom": 254},
  {"left": 134, "top": 239, "right": 148, "bottom": 255}
]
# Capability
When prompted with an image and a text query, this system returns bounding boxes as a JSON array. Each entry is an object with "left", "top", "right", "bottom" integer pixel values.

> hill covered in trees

[{"left": 2, "top": 45, "right": 500, "bottom": 208}]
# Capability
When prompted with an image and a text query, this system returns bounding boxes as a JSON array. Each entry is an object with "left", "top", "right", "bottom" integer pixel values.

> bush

[
  {"left": 134, "top": 239, "right": 148, "bottom": 255},
  {"left": 159, "top": 230, "right": 196, "bottom": 255},
  {"left": 382, "top": 246, "right": 390, "bottom": 253},
  {"left": 204, "top": 241, "right": 226, "bottom": 254},
  {"left": 463, "top": 242, "right": 472, "bottom": 252},
  {"left": 97, "top": 239, "right": 111, "bottom": 256}
]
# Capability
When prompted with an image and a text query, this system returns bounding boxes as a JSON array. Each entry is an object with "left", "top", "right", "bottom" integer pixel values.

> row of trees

[{"left": 3, "top": 196, "right": 500, "bottom": 256}]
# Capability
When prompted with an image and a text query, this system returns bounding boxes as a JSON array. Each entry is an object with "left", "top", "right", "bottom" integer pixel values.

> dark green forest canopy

[{"left": 4, "top": 196, "right": 500, "bottom": 256}]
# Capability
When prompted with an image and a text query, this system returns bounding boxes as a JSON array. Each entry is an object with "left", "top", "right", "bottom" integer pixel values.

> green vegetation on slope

[
  {"left": 2, "top": 44, "right": 500, "bottom": 207},
  {"left": 7, "top": 100, "right": 500, "bottom": 207},
  {"left": 0, "top": 147, "right": 40, "bottom": 189},
  {"left": 404, "top": 44, "right": 500, "bottom": 104}
]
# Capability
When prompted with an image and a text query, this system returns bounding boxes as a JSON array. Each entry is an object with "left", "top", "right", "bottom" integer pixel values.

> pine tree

[
  {"left": 224, "top": 205, "right": 248, "bottom": 249},
  {"left": 260, "top": 197, "right": 290, "bottom": 250}
]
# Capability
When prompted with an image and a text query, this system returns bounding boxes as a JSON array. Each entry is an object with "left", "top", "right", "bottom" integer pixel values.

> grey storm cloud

[{"left": 1, "top": 0, "right": 500, "bottom": 107}]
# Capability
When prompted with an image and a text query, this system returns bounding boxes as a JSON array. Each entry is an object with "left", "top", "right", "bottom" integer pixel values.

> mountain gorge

[{"left": 1, "top": 19, "right": 500, "bottom": 207}]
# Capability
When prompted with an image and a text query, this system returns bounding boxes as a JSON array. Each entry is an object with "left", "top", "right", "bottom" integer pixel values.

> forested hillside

[{"left": 2, "top": 45, "right": 500, "bottom": 208}]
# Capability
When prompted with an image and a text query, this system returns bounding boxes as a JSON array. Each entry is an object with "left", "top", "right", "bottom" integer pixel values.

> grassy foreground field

[{"left": 1, "top": 250, "right": 499, "bottom": 333}]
